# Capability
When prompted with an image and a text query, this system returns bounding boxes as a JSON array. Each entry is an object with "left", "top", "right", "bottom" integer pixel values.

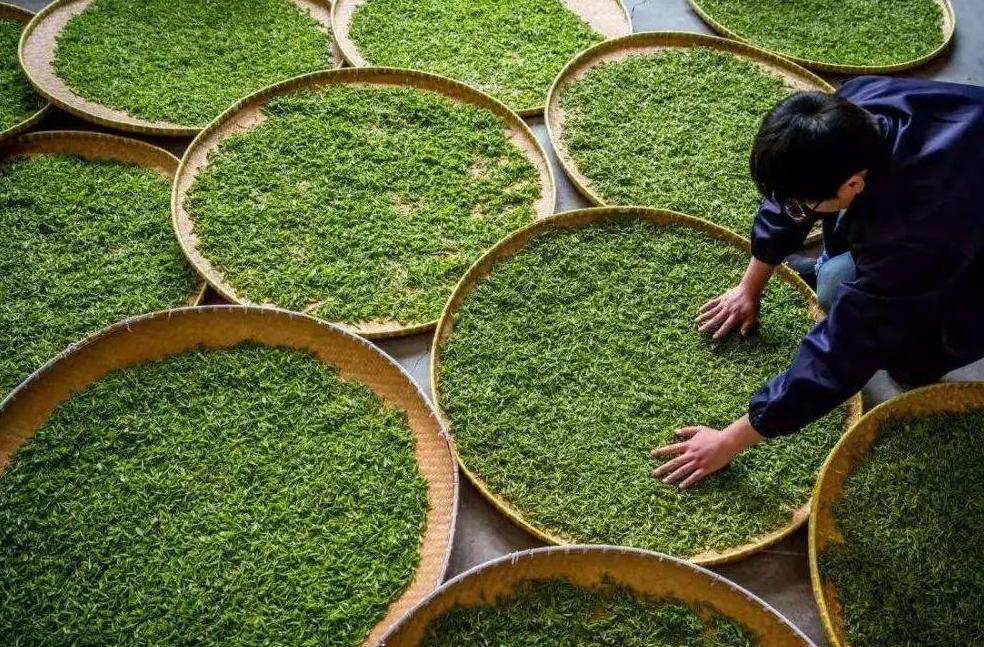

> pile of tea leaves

[
  {"left": 0, "top": 18, "right": 44, "bottom": 132},
  {"left": 185, "top": 84, "right": 542, "bottom": 327},
  {"left": 0, "top": 344, "right": 429, "bottom": 646},
  {"left": 438, "top": 217, "right": 846, "bottom": 557},
  {"left": 421, "top": 579, "right": 759, "bottom": 647},
  {"left": 558, "top": 48, "right": 796, "bottom": 235},
  {"left": 0, "top": 153, "right": 198, "bottom": 398},
  {"left": 348, "top": 0, "right": 605, "bottom": 112},
  {"left": 693, "top": 0, "right": 946, "bottom": 68},
  {"left": 819, "top": 410, "right": 984, "bottom": 647},
  {"left": 53, "top": 0, "right": 334, "bottom": 127}
]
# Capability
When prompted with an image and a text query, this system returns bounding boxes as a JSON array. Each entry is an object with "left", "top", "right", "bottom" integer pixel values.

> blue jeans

[{"left": 816, "top": 251, "right": 855, "bottom": 313}]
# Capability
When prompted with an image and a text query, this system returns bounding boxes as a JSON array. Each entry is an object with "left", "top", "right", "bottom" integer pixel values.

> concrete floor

[{"left": 10, "top": 0, "right": 984, "bottom": 644}]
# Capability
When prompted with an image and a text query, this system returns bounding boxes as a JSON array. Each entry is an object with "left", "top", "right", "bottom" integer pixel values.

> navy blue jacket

[{"left": 748, "top": 76, "right": 984, "bottom": 437}]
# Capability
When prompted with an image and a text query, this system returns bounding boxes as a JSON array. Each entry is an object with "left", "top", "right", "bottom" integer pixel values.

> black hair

[{"left": 750, "top": 92, "right": 883, "bottom": 203}]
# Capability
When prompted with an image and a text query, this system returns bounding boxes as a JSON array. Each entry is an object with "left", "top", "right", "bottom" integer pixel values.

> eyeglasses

[{"left": 777, "top": 197, "right": 822, "bottom": 223}]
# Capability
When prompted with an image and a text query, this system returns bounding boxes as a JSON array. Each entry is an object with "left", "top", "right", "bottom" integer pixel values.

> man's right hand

[{"left": 696, "top": 286, "right": 761, "bottom": 340}]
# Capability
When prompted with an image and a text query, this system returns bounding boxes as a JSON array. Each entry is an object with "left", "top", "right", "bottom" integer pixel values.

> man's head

[{"left": 751, "top": 91, "right": 883, "bottom": 220}]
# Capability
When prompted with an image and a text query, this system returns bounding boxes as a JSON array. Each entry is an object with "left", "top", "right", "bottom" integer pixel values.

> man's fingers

[
  {"left": 651, "top": 442, "right": 687, "bottom": 458},
  {"left": 740, "top": 318, "right": 756, "bottom": 337},
  {"left": 696, "top": 304, "right": 722, "bottom": 325},
  {"left": 699, "top": 297, "right": 721, "bottom": 315},
  {"left": 675, "top": 427, "right": 700, "bottom": 439},
  {"left": 698, "top": 309, "right": 729, "bottom": 335},
  {"left": 652, "top": 453, "right": 690, "bottom": 478},
  {"left": 713, "top": 314, "right": 741, "bottom": 341},
  {"left": 663, "top": 461, "right": 697, "bottom": 485},
  {"left": 679, "top": 469, "right": 707, "bottom": 490}
]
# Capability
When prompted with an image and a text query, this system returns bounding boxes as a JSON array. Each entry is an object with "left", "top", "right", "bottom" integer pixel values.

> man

[{"left": 653, "top": 76, "right": 984, "bottom": 490}]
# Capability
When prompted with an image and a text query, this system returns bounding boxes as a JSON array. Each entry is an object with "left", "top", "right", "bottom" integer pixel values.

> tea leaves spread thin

[
  {"left": 559, "top": 48, "right": 795, "bottom": 235},
  {"left": 694, "top": 0, "right": 946, "bottom": 67},
  {"left": 54, "top": 0, "right": 334, "bottom": 126},
  {"left": 0, "top": 154, "right": 198, "bottom": 398},
  {"left": 349, "top": 0, "right": 604, "bottom": 112},
  {"left": 0, "top": 344, "right": 429, "bottom": 647},
  {"left": 186, "top": 84, "right": 541, "bottom": 326},
  {"left": 819, "top": 410, "right": 984, "bottom": 647},
  {"left": 420, "top": 579, "right": 759, "bottom": 647},
  {"left": 0, "top": 19, "right": 44, "bottom": 132},
  {"left": 439, "top": 218, "right": 845, "bottom": 557}
]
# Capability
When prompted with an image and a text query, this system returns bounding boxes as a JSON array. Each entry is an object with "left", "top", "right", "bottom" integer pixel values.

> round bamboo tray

[
  {"left": 377, "top": 546, "right": 817, "bottom": 647},
  {"left": 0, "top": 305, "right": 458, "bottom": 647},
  {"left": 0, "top": 2, "right": 50, "bottom": 142},
  {"left": 809, "top": 381, "right": 984, "bottom": 647},
  {"left": 174, "top": 67, "right": 556, "bottom": 340},
  {"left": 432, "top": 206, "right": 862, "bottom": 565},
  {"left": 331, "top": 0, "right": 633, "bottom": 116},
  {"left": 546, "top": 31, "right": 833, "bottom": 246},
  {"left": 19, "top": 0, "right": 343, "bottom": 137},
  {"left": 2, "top": 129, "right": 205, "bottom": 305},
  {"left": 688, "top": 0, "right": 956, "bottom": 75}
]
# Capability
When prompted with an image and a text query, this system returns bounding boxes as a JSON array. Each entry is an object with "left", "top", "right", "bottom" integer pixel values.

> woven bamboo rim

[
  {"left": 809, "top": 381, "right": 984, "bottom": 647},
  {"left": 431, "top": 206, "right": 862, "bottom": 566},
  {"left": 19, "top": 0, "right": 343, "bottom": 137},
  {"left": 688, "top": 0, "right": 956, "bottom": 75},
  {"left": 0, "top": 2, "right": 50, "bottom": 142},
  {"left": 330, "top": 0, "right": 632, "bottom": 116},
  {"left": 378, "top": 546, "right": 817, "bottom": 647},
  {"left": 0, "top": 305, "right": 458, "bottom": 647},
  {"left": 546, "top": 31, "right": 833, "bottom": 246},
  {"left": 2, "top": 129, "right": 205, "bottom": 306},
  {"left": 174, "top": 66, "right": 557, "bottom": 340}
]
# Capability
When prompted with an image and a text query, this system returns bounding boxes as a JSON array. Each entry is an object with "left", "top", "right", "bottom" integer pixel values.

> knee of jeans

[{"left": 816, "top": 254, "right": 855, "bottom": 312}]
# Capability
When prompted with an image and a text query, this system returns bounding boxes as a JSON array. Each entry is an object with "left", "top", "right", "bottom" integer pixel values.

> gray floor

[{"left": 11, "top": 0, "right": 984, "bottom": 644}]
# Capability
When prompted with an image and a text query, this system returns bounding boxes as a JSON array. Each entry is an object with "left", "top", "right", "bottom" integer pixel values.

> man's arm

[
  {"left": 699, "top": 199, "right": 813, "bottom": 338},
  {"left": 656, "top": 270, "right": 909, "bottom": 488}
]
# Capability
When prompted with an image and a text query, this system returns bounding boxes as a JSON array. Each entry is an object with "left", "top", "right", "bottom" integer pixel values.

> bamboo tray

[
  {"left": 809, "top": 382, "right": 984, "bottom": 647},
  {"left": 1, "top": 129, "right": 206, "bottom": 306},
  {"left": 0, "top": 2, "right": 50, "bottom": 142},
  {"left": 546, "top": 31, "right": 834, "bottom": 246},
  {"left": 432, "top": 206, "right": 862, "bottom": 566},
  {"left": 377, "top": 546, "right": 817, "bottom": 647},
  {"left": 688, "top": 0, "right": 956, "bottom": 75},
  {"left": 331, "top": 0, "right": 632, "bottom": 116},
  {"left": 0, "top": 305, "right": 458, "bottom": 647},
  {"left": 19, "top": 0, "right": 342, "bottom": 137},
  {"left": 173, "top": 67, "right": 556, "bottom": 340}
]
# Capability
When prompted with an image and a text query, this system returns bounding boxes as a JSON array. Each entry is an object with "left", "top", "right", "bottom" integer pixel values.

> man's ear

[{"left": 842, "top": 171, "right": 867, "bottom": 197}]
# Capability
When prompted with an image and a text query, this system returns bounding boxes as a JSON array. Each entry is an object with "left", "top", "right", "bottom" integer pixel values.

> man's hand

[
  {"left": 651, "top": 416, "right": 765, "bottom": 490},
  {"left": 696, "top": 285, "right": 760, "bottom": 340},
  {"left": 697, "top": 257, "right": 775, "bottom": 341}
]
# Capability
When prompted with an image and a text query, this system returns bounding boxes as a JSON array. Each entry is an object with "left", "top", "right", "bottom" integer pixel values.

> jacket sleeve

[
  {"left": 750, "top": 198, "right": 815, "bottom": 266},
  {"left": 749, "top": 237, "right": 956, "bottom": 438},
  {"left": 748, "top": 284, "right": 880, "bottom": 437}
]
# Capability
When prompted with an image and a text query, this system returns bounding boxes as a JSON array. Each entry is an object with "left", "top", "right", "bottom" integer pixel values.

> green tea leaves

[
  {"left": 0, "top": 153, "right": 198, "bottom": 397},
  {"left": 0, "top": 344, "right": 428, "bottom": 647},
  {"left": 53, "top": 0, "right": 334, "bottom": 126},
  {"left": 439, "top": 218, "right": 845, "bottom": 557},
  {"left": 349, "top": 0, "right": 604, "bottom": 112},
  {"left": 0, "top": 19, "right": 43, "bottom": 132},
  {"left": 820, "top": 411, "right": 984, "bottom": 646},
  {"left": 559, "top": 48, "right": 794, "bottom": 235},
  {"left": 186, "top": 84, "right": 541, "bottom": 326},
  {"left": 420, "top": 579, "right": 759, "bottom": 647}
]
